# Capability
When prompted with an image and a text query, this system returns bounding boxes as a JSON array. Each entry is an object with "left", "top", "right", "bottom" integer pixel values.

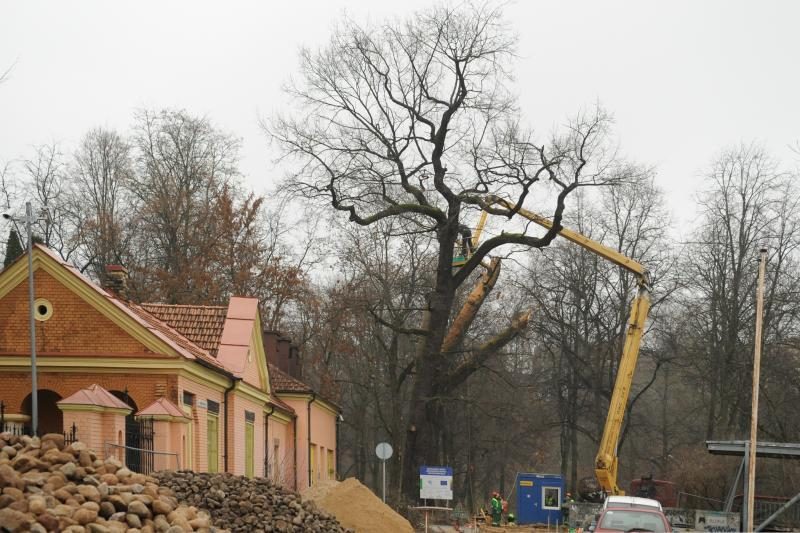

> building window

[
  {"left": 33, "top": 298, "right": 53, "bottom": 321},
  {"left": 182, "top": 391, "right": 195, "bottom": 406},
  {"left": 245, "top": 418, "right": 255, "bottom": 478},
  {"left": 327, "top": 449, "right": 335, "bottom": 480},
  {"left": 207, "top": 400, "right": 219, "bottom": 414},
  {"left": 310, "top": 444, "right": 317, "bottom": 486},
  {"left": 245, "top": 410, "right": 255, "bottom": 423},
  {"left": 207, "top": 413, "right": 219, "bottom": 473},
  {"left": 543, "top": 487, "right": 561, "bottom": 510}
]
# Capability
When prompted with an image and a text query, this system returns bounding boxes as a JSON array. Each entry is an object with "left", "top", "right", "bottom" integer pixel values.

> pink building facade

[{"left": 0, "top": 245, "right": 340, "bottom": 489}]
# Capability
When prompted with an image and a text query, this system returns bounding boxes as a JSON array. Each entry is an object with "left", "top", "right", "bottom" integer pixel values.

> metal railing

[
  {"left": 63, "top": 422, "right": 77, "bottom": 445},
  {"left": 732, "top": 495, "right": 800, "bottom": 529},
  {"left": 104, "top": 442, "right": 180, "bottom": 474}
]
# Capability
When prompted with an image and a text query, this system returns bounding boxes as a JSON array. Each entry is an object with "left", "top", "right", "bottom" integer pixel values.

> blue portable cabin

[{"left": 516, "top": 473, "right": 566, "bottom": 525}]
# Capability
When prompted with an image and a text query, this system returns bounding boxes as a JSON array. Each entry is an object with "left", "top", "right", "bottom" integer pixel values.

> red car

[{"left": 593, "top": 507, "right": 672, "bottom": 533}]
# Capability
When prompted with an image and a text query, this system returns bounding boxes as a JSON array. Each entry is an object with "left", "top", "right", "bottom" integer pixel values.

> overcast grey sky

[{"left": 2, "top": 1, "right": 799, "bottom": 235}]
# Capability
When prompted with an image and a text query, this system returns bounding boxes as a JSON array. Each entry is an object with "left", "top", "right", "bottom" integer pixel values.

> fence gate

[{"left": 125, "top": 416, "right": 155, "bottom": 474}]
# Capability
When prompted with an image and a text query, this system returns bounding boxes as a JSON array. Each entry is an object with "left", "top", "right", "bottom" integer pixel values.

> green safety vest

[{"left": 491, "top": 497, "right": 502, "bottom": 513}]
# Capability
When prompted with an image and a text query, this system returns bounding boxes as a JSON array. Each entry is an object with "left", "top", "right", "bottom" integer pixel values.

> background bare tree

[
  {"left": 678, "top": 144, "right": 800, "bottom": 439},
  {"left": 128, "top": 108, "right": 243, "bottom": 302},
  {"left": 71, "top": 128, "right": 136, "bottom": 277}
]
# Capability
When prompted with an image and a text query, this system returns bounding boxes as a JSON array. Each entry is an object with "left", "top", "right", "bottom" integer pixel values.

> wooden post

[{"left": 746, "top": 247, "right": 767, "bottom": 532}]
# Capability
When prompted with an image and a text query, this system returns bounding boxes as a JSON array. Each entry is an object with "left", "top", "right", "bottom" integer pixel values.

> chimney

[
  {"left": 276, "top": 336, "right": 291, "bottom": 373},
  {"left": 288, "top": 345, "right": 301, "bottom": 379},
  {"left": 263, "top": 331, "right": 280, "bottom": 367},
  {"left": 104, "top": 265, "right": 129, "bottom": 300}
]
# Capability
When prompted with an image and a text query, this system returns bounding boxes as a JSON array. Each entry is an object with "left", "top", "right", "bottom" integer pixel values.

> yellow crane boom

[{"left": 504, "top": 201, "right": 651, "bottom": 496}]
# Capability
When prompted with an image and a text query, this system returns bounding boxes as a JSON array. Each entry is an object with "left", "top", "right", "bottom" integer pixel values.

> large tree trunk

[
  {"left": 402, "top": 218, "right": 531, "bottom": 501},
  {"left": 402, "top": 224, "right": 460, "bottom": 501},
  {"left": 402, "top": 312, "right": 456, "bottom": 500}
]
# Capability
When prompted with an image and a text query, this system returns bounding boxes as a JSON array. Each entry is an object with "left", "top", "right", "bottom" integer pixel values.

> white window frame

[{"left": 542, "top": 486, "right": 561, "bottom": 510}]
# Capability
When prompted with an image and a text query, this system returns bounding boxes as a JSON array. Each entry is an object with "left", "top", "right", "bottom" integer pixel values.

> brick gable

[{"left": 0, "top": 269, "right": 154, "bottom": 356}]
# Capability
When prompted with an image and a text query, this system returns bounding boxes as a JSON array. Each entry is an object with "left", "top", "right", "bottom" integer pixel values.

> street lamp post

[
  {"left": 3, "top": 201, "right": 42, "bottom": 435},
  {"left": 25, "top": 202, "right": 37, "bottom": 436}
]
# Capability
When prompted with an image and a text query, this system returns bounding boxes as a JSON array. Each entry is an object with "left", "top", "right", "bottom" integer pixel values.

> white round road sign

[{"left": 376, "top": 442, "right": 393, "bottom": 460}]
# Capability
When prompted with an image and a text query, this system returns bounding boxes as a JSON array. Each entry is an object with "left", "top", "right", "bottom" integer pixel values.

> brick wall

[
  {"left": 61, "top": 410, "right": 104, "bottom": 451},
  {"left": 0, "top": 371, "right": 177, "bottom": 414},
  {"left": 0, "top": 269, "right": 153, "bottom": 356}
]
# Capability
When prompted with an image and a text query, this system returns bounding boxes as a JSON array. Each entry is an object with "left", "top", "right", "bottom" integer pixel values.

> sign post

[
  {"left": 415, "top": 466, "right": 454, "bottom": 533},
  {"left": 375, "top": 442, "right": 393, "bottom": 503}
]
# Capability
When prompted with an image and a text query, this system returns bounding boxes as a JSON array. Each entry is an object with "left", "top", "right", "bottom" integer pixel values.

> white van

[{"left": 603, "top": 495, "right": 663, "bottom": 511}]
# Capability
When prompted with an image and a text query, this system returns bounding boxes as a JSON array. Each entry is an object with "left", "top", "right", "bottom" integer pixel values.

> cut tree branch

[
  {"left": 442, "top": 257, "right": 502, "bottom": 352},
  {"left": 440, "top": 309, "right": 531, "bottom": 393}
]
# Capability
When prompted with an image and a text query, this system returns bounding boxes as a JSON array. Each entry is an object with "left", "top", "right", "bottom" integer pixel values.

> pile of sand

[{"left": 302, "top": 477, "right": 414, "bottom": 533}]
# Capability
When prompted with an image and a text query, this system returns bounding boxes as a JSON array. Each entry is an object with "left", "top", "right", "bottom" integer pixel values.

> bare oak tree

[{"left": 270, "top": 4, "right": 620, "bottom": 498}]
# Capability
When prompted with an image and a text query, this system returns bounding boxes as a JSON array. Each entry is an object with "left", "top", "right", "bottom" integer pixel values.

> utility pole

[
  {"left": 26, "top": 202, "right": 37, "bottom": 437},
  {"left": 746, "top": 247, "right": 767, "bottom": 532},
  {"left": 3, "top": 202, "right": 43, "bottom": 436}
]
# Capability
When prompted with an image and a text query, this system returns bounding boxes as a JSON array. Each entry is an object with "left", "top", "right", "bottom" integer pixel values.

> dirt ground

[{"left": 302, "top": 478, "right": 414, "bottom": 533}]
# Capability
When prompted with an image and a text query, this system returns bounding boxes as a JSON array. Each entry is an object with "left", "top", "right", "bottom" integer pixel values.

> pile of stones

[
  {"left": 153, "top": 471, "right": 351, "bottom": 533},
  {"left": 0, "top": 432, "right": 217, "bottom": 532}
]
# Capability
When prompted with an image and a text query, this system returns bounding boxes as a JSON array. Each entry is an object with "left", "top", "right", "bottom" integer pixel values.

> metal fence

[
  {"left": 732, "top": 495, "right": 800, "bottom": 529},
  {"left": 63, "top": 422, "right": 77, "bottom": 445},
  {"left": 124, "top": 416, "right": 154, "bottom": 473},
  {"left": 104, "top": 442, "right": 180, "bottom": 474}
]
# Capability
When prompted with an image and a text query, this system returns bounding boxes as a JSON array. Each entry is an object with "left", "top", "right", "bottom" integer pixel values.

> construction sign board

[{"left": 420, "top": 466, "right": 453, "bottom": 500}]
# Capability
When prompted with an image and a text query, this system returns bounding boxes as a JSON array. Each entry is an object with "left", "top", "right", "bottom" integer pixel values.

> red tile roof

[
  {"left": 268, "top": 364, "right": 313, "bottom": 393},
  {"left": 269, "top": 395, "right": 296, "bottom": 415},
  {"left": 123, "top": 303, "right": 227, "bottom": 372},
  {"left": 140, "top": 304, "right": 227, "bottom": 355},
  {"left": 268, "top": 365, "right": 342, "bottom": 412},
  {"left": 58, "top": 384, "right": 131, "bottom": 410},
  {"left": 136, "top": 397, "right": 188, "bottom": 419}
]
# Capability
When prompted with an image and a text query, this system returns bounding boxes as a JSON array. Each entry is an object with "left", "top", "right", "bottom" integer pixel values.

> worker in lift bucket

[
  {"left": 459, "top": 224, "right": 474, "bottom": 257},
  {"left": 490, "top": 491, "right": 502, "bottom": 526}
]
